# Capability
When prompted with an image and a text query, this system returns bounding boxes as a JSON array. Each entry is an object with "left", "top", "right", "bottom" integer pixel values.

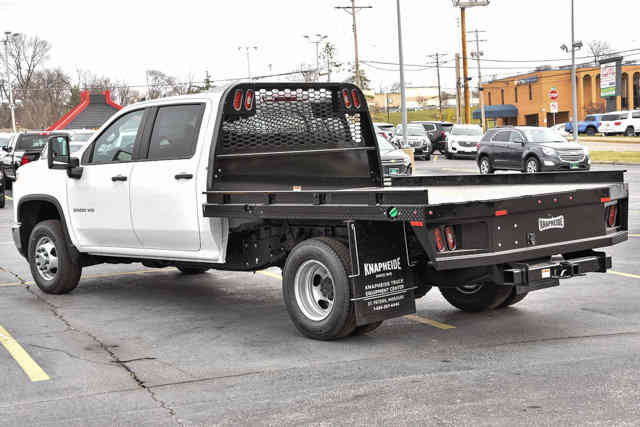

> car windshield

[
  {"left": 71, "top": 133, "right": 94, "bottom": 142},
  {"left": 15, "top": 134, "right": 49, "bottom": 151},
  {"left": 601, "top": 114, "right": 625, "bottom": 121},
  {"left": 585, "top": 115, "right": 598, "bottom": 121},
  {"left": 520, "top": 127, "right": 568, "bottom": 143},
  {"left": 377, "top": 136, "right": 396, "bottom": 152},
  {"left": 396, "top": 126, "right": 425, "bottom": 136},
  {"left": 453, "top": 127, "right": 483, "bottom": 136},
  {"left": 441, "top": 124, "right": 453, "bottom": 133}
]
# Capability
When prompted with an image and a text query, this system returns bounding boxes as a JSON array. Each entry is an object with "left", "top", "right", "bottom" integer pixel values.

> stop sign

[{"left": 549, "top": 88, "right": 559, "bottom": 100}]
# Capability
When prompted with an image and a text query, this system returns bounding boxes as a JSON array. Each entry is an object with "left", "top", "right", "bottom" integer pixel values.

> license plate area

[{"left": 570, "top": 162, "right": 579, "bottom": 169}]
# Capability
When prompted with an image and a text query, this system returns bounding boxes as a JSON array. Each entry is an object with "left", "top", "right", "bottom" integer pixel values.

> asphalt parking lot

[{"left": 1, "top": 159, "right": 640, "bottom": 426}]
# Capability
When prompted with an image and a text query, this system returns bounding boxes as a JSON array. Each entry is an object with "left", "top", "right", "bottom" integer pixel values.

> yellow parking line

[
  {"left": 404, "top": 314, "right": 456, "bottom": 330},
  {"left": 0, "top": 281, "right": 23, "bottom": 287},
  {"left": 0, "top": 325, "right": 50, "bottom": 382},
  {"left": 629, "top": 234, "right": 640, "bottom": 238},
  {"left": 608, "top": 270, "right": 640, "bottom": 279},
  {"left": 433, "top": 155, "right": 439, "bottom": 161},
  {"left": 4, "top": 195, "right": 12, "bottom": 200},
  {"left": 258, "top": 270, "right": 283, "bottom": 280}
]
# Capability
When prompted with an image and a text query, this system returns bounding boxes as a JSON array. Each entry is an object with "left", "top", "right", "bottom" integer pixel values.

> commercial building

[
  {"left": 47, "top": 90, "right": 122, "bottom": 131},
  {"left": 475, "top": 63, "right": 640, "bottom": 127}
]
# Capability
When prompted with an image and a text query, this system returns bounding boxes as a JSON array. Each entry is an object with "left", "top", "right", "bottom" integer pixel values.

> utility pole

[
  {"left": 238, "top": 46, "right": 258, "bottom": 81},
  {"left": 452, "top": 1, "right": 490, "bottom": 123},
  {"left": 335, "top": 1, "right": 372, "bottom": 88},
  {"left": 428, "top": 53, "right": 447, "bottom": 121},
  {"left": 560, "top": 0, "right": 582, "bottom": 142},
  {"left": 3, "top": 31, "right": 19, "bottom": 132},
  {"left": 469, "top": 29, "right": 487, "bottom": 132},
  {"left": 396, "top": 0, "right": 407, "bottom": 148},
  {"left": 455, "top": 53, "right": 462, "bottom": 124}
]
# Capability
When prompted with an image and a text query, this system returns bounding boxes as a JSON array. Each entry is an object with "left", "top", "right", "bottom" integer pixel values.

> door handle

[
  {"left": 111, "top": 175, "right": 127, "bottom": 182},
  {"left": 174, "top": 173, "right": 193, "bottom": 180}
]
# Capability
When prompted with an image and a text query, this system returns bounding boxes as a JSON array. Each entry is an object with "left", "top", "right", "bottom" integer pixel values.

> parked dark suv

[
  {"left": 476, "top": 126, "right": 591, "bottom": 174},
  {"left": 411, "top": 121, "right": 453, "bottom": 154}
]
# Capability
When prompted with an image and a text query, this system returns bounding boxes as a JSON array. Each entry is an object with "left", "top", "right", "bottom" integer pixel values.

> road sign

[
  {"left": 549, "top": 88, "right": 559, "bottom": 101},
  {"left": 550, "top": 102, "right": 558, "bottom": 113}
]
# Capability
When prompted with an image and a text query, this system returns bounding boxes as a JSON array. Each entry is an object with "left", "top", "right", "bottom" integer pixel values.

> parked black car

[
  {"left": 377, "top": 135, "right": 412, "bottom": 176},
  {"left": 476, "top": 126, "right": 591, "bottom": 174},
  {"left": 1, "top": 132, "right": 63, "bottom": 188},
  {"left": 411, "top": 121, "right": 453, "bottom": 154}
]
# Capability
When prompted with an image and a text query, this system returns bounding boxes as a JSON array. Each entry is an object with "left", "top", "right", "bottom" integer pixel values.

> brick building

[{"left": 475, "top": 63, "right": 640, "bottom": 127}]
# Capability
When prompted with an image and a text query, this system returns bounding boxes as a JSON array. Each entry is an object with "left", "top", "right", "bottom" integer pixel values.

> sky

[{"left": 1, "top": 0, "right": 639, "bottom": 94}]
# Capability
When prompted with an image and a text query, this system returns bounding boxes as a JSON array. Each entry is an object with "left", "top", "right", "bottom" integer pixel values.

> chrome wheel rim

[
  {"left": 34, "top": 236, "right": 58, "bottom": 281},
  {"left": 526, "top": 159, "right": 538, "bottom": 173},
  {"left": 294, "top": 260, "right": 335, "bottom": 321},
  {"left": 456, "top": 283, "right": 484, "bottom": 295},
  {"left": 480, "top": 159, "right": 490, "bottom": 174}
]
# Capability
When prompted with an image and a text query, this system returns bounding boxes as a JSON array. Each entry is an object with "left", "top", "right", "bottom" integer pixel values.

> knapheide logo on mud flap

[
  {"left": 539, "top": 215, "right": 565, "bottom": 231},
  {"left": 364, "top": 257, "right": 402, "bottom": 276}
]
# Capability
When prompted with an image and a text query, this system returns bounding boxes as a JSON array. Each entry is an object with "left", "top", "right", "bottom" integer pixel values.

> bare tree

[
  {"left": 6, "top": 34, "right": 51, "bottom": 92},
  {"left": 588, "top": 40, "right": 613, "bottom": 64},
  {"left": 146, "top": 69, "right": 181, "bottom": 99},
  {"left": 291, "top": 63, "right": 316, "bottom": 83},
  {"left": 16, "top": 67, "right": 71, "bottom": 129}
]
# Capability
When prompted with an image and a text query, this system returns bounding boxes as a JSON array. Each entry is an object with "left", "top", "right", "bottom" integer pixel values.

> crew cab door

[
  {"left": 129, "top": 103, "right": 205, "bottom": 251},
  {"left": 67, "top": 109, "right": 146, "bottom": 248}
]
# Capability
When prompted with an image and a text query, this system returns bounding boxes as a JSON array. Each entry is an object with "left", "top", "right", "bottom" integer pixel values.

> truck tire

[
  {"left": 351, "top": 321, "right": 383, "bottom": 336},
  {"left": 28, "top": 220, "right": 82, "bottom": 295},
  {"left": 586, "top": 126, "right": 596, "bottom": 136},
  {"left": 282, "top": 237, "right": 357, "bottom": 340},
  {"left": 176, "top": 265, "right": 209, "bottom": 274},
  {"left": 497, "top": 288, "right": 528, "bottom": 308},
  {"left": 439, "top": 282, "right": 512, "bottom": 312}
]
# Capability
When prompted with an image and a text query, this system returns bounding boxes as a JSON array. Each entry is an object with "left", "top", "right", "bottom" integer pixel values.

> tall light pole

[
  {"left": 304, "top": 34, "right": 327, "bottom": 82},
  {"left": 470, "top": 29, "right": 487, "bottom": 132},
  {"left": 3, "top": 31, "right": 19, "bottom": 132},
  {"left": 396, "top": 0, "right": 407, "bottom": 148},
  {"left": 452, "top": 1, "right": 489, "bottom": 123},
  {"left": 238, "top": 46, "right": 258, "bottom": 81},
  {"left": 561, "top": 0, "right": 582, "bottom": 143}
]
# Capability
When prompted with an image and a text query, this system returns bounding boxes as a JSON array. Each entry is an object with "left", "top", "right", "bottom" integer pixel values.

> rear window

[
  {"left": 601, "top": 114, "right": 625, "bottom": 121},
  {"left": 15, "top": 134, "right": 49, "bottom": 151},
  {"left": 147, "top": 104, "right": 203, "bottom": 160},
  {"left": 452, "top": 127, "right": 483, "bottom": 136}
]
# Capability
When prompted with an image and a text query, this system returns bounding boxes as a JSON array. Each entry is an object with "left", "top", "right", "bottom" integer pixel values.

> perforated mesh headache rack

[
  {"left": 216, "top": 83, "right": 370, "bottom": 155},
  {"left": 208, "top": 82, "right": 384, "bottom": 191}
]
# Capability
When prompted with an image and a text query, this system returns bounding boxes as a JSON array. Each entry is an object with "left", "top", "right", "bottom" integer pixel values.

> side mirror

[
  {"left": 47, "top": 135, "right": 73, "bottom": 169},
  {"left": 1, "top": 145, "right": 9, "bottom": 152}
]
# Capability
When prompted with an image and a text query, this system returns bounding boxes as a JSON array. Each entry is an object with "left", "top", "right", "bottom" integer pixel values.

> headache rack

[{"left": 207, "top": 82, "right": 383, "bottom": 191}]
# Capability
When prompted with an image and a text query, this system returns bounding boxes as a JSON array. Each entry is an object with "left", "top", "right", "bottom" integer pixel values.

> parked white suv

[
  {"left": 445, "top": 124, "right": 483, "bottom": 159},
  {"left": 598, "top": 110, "right": 640, "bottom": 136}
]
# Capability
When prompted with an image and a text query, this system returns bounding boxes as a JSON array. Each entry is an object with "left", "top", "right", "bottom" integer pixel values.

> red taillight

[
  {"left": 351, "top": 89, "right": 361, "bottom": 108},
  {"left": 440, "top": 131, "right": 446, "bottom": 138},
  {"left": 434, "top": 227, "right": 446, "bottom": 252},
  {"left": 444, "top": 226, "right": 456, "bottom": 250},
  {"left": 615, "top": 121, "right": 622, "bottom": 126},
  {"left": 21, "top": 155, "right": 30, "bottom": 166},
  {"left": 342, "top": 88, "right": 352, "bottom": 109},
  {"left": 244, "top": 89, "right": 254, "bottom": 110},
  {"left": 607, "top": 205, "right": 618, "bottom": 227},
  {"left": 381, "top": 132, "right": 389, "bottom": 140},
  {"left": 476, "top": 143, "right": 480, "bottom": 150},
  {"left": 233, "top": 89, "right": 243, "bottom": 111}
]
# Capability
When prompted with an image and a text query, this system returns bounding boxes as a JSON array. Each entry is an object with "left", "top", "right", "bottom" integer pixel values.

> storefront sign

[{"left": 600, "top": 62, "right": 617, "bottom": 97}]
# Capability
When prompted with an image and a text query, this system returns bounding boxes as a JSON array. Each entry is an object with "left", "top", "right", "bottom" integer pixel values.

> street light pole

[
  {"left": 570, "top": 0, "right": 579, "bottom": 143},
  {"left": 3, "top": 31, "right": 17, "bottom": 132},
  {"left": 304, "top": 34, "right": 327, "bottom": 82},
  {"left": 238, "top": 46, "right": 258, "bottom": 81},
  {"left": 396, "top": 0, "right": 407, "bottom": 148}
]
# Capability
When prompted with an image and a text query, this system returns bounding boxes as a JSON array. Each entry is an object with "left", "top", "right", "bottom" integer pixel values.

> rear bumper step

[{"left": 503, "top": 250, "right": 611, "bottom": 295}]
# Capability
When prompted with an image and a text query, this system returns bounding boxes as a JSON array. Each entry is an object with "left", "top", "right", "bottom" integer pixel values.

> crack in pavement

[
  {"left": 13, "top": 273, "right": 185, "bottom": 426},
  {"left": 26, "top": 343, "right": 113, "bottom": 366}
]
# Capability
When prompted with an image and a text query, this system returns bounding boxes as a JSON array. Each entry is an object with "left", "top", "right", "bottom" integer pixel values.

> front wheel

[
  {"left": 28, "top": 220, "right": 82, "bottom": 294},
  {"left": 525, "top": 157, "right": 540, "bottom": 173},
  {"left": 440, "top": 282, "right": 512, "bottom": 312},
  {"left": 282, "top": 238, "right": 356, "bottom": 340},
  {"left": 625, "top": 126, "right": 635, "bottom": 137},
  {"left": 586, "top": 127, "right": 596, "bottom": 136}
]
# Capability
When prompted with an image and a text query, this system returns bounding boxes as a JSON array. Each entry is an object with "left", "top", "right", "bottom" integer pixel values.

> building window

[
  {"left": 514, "top": 87, "right": 518, "bottom": 103},
  {"left": 529, "top": 84, "right": 532, "bottom": 100},
  {"left": 501, "top": 89, "right": 504, "bottom": 104},
  {"left": 488, "top": 92, "right": 492, "bottom": 106}
]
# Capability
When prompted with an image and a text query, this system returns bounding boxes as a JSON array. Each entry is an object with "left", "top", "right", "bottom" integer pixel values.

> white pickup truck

[{"left": 12, "top": 83, "right": 628, "bottom": 340}]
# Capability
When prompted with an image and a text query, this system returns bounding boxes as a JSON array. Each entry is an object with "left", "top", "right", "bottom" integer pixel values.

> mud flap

[{"left": 347, "top": 222, "right": 417, "bottom": 326}]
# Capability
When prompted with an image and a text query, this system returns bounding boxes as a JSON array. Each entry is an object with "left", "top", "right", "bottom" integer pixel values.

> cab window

[
  {"left": 146, "top": 104, "right": 203, "bottom": 160},
  {"left": 89, "top": 110, "right": 144, "bottom": 163}
]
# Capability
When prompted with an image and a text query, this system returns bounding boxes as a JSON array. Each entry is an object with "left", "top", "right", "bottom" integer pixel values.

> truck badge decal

[
  {"left": 364, "top": 257, "right": 401, "bottom": 276},
  {"left": 539, "top": 215, "right": 565, "bottom": 231}
]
